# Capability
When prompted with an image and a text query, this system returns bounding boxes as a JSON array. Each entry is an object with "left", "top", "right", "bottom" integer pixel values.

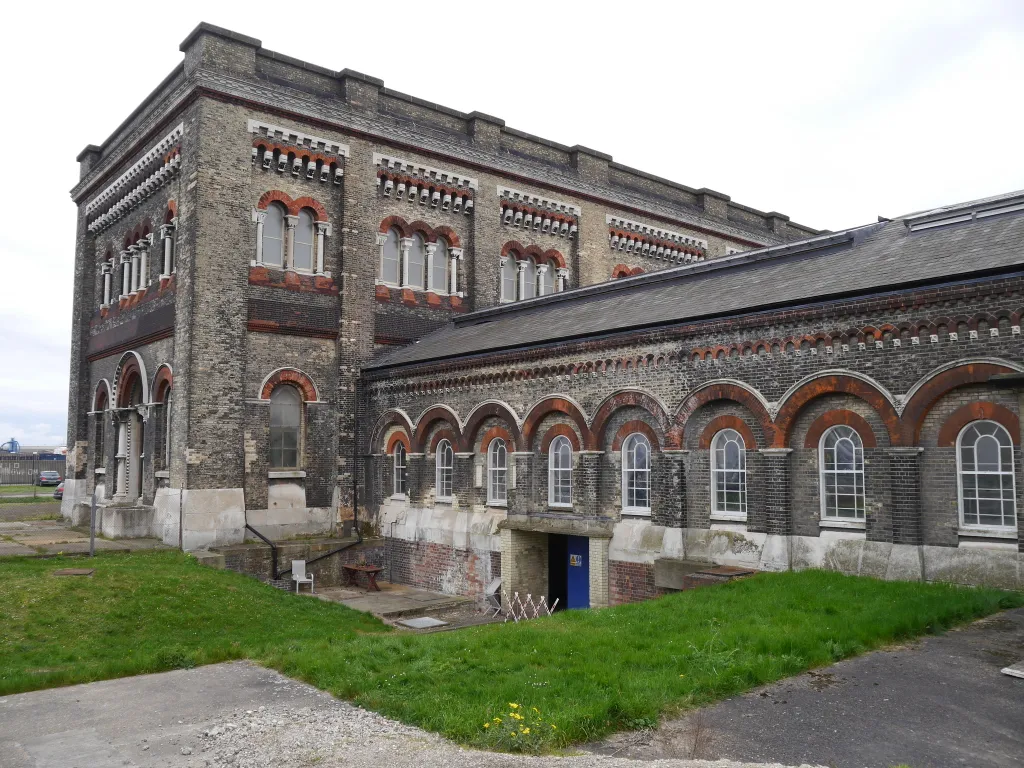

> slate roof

[{"left": 367, "top": 191, "right": 1024, "bottom": 372}]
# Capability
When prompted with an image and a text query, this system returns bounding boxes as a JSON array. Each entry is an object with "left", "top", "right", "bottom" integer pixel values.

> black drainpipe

[{"left": 245, "top": 521, "right": 281, "bottom": 580}]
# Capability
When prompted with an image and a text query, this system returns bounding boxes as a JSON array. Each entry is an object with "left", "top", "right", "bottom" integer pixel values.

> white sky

[{"left": 0, "top": 0, "right": 1021, "bottom": 448}]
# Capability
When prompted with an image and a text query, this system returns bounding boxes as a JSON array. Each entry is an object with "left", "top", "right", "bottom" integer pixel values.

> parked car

[
  {"left": 53, "top": 482, "right": 64, "bottom": 500},
  {"left": 35, "top": 471, "right": 62, "bottom": 486}
]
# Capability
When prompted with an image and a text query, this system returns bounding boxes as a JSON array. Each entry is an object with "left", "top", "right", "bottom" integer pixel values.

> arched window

[
  {"left": 958, "top": 420, "right": 1016, "bottom": 529},
  {"left": 381, "top": 228, "right": 401, "bottom": 285},
  {"left": 538, "top": 260, "right": 554, "bottom": 296},
  {"left": 487, "top": 438, "right": 507, "bottom": 504},
  {"left": 501, "top": 256, "right": 518, "bottom": 302},
  {"left": 522, "top": 257, "right": 538, "bottom": 300},
  {"left": 393, "top": 442, "right": 408, "bottom": 496},
  {"left": 711, "top": 429, "right": 747, "bottom": 517},
  {"left": 548, "top": 435, "right": 573, "bottom": 506},
  {"left": 819, "top": 425, "right": 864, "bottom": 520},
  {"left": 293, "top": 209, "right": 315, "bottom": 271},
  {"left": 432, "top": 237, "right": 449, "bottom": 292},
  {"left": 622, "top": 433, "right": 651, "bottom": 513},
  {"left": 407, "top": 233, "right": 427, "bottom": 289},
  {"left": 269, "top": 385, "right": 301, "bottom": 469},
  {"left": 435, "top": 439, "right": 453, "bottom": 501},
  {"left": 262, "top": 203, "right": 285, "bottom": 267}
]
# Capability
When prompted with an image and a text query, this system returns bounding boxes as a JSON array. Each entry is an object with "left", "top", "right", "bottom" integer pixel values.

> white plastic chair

[{"left": 292, "top": 560, "right": 314, "bottom": 594}]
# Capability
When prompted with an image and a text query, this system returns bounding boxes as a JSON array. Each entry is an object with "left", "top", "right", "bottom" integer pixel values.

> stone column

[
  {"left": 556, "top": 267, "right": 569, "bottom": 292},
  {"left": 119, "top": 251, "right": 131, "bottom": 298},
  {"left": 589, "top": 536, "right": 611, "bottom": 608},
  {"left": 252, "top": 211, "right": 266, "bottom": 266},
  {"left": 315, "top": 222, "right": 329, "bottom": 274},
  {"left": 425, "top": 243, "right": 438, "bottom": 291},
  {"left": 887, "top": 447, "right": 923, "bottom": 545},
  {"left": 160, "top": 223, "right": 175, "bottom": 276},
  {"left": 114, "top": 412, "right": 129, "bottom": 499},
  {"left": 284, "top": 215, "right": 297, "bottom": 270},
  {"left": 450, "top": 248, "right": 463, "bottom": 295},
  {"left": 537, "top": 264, "right": 549, "bottom": 295},
  {"left": 129, "top": 245, "right": 140, "bottom": 293},
  {"left": 100, "top": 263, "right": 112, "bottom": 307},
  {"left": 516, "top": 260, "right": 528, "bottom": 300},
  {"left": 400, "top": 237, "right": 412, "bottom": 286},
  {"left": 139, "top": 234, "right": 152, "bottom": 290}
]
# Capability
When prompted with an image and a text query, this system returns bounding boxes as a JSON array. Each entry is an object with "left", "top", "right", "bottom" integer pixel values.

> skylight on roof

[{"left": 906, "top": 196, "right": 1024, "bottom": 232}]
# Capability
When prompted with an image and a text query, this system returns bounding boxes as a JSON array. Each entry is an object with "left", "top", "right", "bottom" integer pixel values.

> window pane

[
  {"left": 432, "top": 238, "right": 448, "bottom": 291},
  {"left": 263, "top": 204, "right": 284, "bottom": 266},
  {"left": 502, "top": 257, "right": 518, "bottom": 301},
  {"left": 294, "top": 209, "right": 314, "bottom": 271},
  {"left": 382, "top": 229, "right": 400, "bottom": 284},
  {"left": 523, "top": 259, "right": 537, "bottom": 299},
  {"left": 407, "top": 234, "right": 426, "bottom": 288},
  {"left": 539, "top": 262, "right": 553, "bottom": 295},
  {"left": 269, "top": 386, "right": 301, "bottom": 468}
]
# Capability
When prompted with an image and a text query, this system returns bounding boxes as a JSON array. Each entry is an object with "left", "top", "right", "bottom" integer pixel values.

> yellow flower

[
  {"left": 493, "top": 717, "right": 502, "bottom": 723},
  {"left": 551, "top": 724, "right": 557, "bottom": 730},
  {"left": 483, "top": 723, "right": 490, "bottom": 729},
  {"left": 510, "top": 732, "right": 517, "bottom": 738},
  {"left": 522, "top": 728, "right": 530, "bottom": 735},
  {"left": 532, "top": 707, "right": 540, "bottom": 714},
  {"left": 679, "top": 674, "right": 686, "bottom": 678},
  {"left": 509, "top": 703, "right": 519, "bottom": 709}
]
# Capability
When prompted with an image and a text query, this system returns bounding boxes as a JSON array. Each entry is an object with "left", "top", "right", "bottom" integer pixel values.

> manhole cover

[
  {"left": 1002, "top": 661, "right": 1024, "bottom": 679},
  {"left": 52, "top": 568, "right": 95, "bottom": 577},
  {"left": 397, "top": 616, "right": 448, "bottom": 629}
]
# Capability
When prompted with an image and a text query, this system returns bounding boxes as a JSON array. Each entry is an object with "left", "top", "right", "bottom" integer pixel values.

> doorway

[{"left": 548, "top": 533, "right": 589, "bottom": 610}]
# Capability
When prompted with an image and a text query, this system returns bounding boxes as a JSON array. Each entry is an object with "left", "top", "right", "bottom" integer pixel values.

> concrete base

[
  {"left": 180, "top": 488, "right": 245, "bottom": 551},
  {"left": 99, "top": 504, "right": 156, "bottom": 538},
  {"left": 243, "top": 505, "right": 334, "bottom": 541},
  {"left": 59, "top": 478, "right": 86, "bottom": 523}
]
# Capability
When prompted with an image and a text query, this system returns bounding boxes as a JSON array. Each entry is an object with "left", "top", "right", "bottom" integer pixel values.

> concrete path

[
  {"left": 0, "top": 511, "right": 170, "bottom": 557},
  {"left": 593, "top": 609, "right": 1024, "bottom": 767},
  {"left": 0, "top": 662, "right": 812, "bottom": 768},
  {"left": 316, "top": 581, "right": 472, "bottom": 618}
]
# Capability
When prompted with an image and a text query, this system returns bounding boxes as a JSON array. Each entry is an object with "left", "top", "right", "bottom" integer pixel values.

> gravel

[{"left": 188, "top": 699, "right": 821, "bottom": 768}]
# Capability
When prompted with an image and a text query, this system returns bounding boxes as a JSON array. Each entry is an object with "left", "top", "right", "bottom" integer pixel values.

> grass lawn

[
  {"left": 0, "top": 495, "right": 60, "bottom": 505},
  {"left": 0, "top": 485, "right": 39, "bottom": 495},
  {"left": 1, "top": 551, "right": 1020, "bottom": 753}
]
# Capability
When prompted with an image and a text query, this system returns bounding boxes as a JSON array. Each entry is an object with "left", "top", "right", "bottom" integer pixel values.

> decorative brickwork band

[
  {"left": 759, "top": 448, "right": 793, "bottom": 535},
  {"left": 698, "top": 414, "right": 758, "bottom": 450},
  {"left": 804, "top": 409, "right": 878, "bottom": 449},
  {"left": 886, "top": 447, "right": 924, "bottom": 546},
  {"left": 259, "top": 367, "right": 318, "bottom": 401},
  {"left": 936, "top": 402, "right": 1020, "bottom": 447}
]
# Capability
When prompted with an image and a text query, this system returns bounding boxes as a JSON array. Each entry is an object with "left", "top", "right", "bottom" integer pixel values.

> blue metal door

[{"left": 566, "top": 535, "right": 590, "bottom": 609}]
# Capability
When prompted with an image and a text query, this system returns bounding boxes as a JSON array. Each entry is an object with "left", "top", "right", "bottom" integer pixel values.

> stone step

[{"left": 654, "top": 557, "right": 757, "bottom": 591}]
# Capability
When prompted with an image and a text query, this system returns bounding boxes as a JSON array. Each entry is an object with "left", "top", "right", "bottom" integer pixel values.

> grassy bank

[{"left": 1, "top": 551, "right": 1020, "bottom": 752}]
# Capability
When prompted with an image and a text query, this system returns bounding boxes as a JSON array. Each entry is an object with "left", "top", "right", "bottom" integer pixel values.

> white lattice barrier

[{"left": 500, "top": 591, "right": 559, "bottom": 622}]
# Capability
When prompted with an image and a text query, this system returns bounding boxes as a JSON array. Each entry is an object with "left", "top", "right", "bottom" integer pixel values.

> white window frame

[
  {"left": 500, "top": 255, "right": 518, "bottom": 303},
  {"left": 711, "top": 428, "right": 747, "bottom": 520},
  {"left": 435, "top": 438, "right": 454, "bottom": 502},
  {"left": 407, "top": 233, "right": 427, "bottom": 289},
  {"left": 262, "top": 203, "right": 285, "bottom": 267},
  {"left": 380, "top": 228, "right": 401, "bottom": 286},
  {"left": 293, "top": 208, "right": 315, "bottom": 272},
  {"left": 392, "top": 442, "right": 407, "bottom": 498},
  {"left": 548, "top": 435, "right": 573, "bottom": 507},
  {"left": 621, "top": 433, "right": 652, "bottom": 514},
  {"left": 487, "top": 438, "right": 507, "bottom": 506},
  {"left": 819, "top": 425, "right": 865, "bottom": 522},
  {"left": 957, "top": 420, "right": 1017, "bottom": 533}
]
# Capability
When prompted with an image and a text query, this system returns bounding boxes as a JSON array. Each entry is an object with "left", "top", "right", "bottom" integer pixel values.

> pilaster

[
  {"left": 886, "top": 447, "right": 924, "bottom": 545},
  {"left": 759, "top": 448, "right": 793, "bottom": 535}
]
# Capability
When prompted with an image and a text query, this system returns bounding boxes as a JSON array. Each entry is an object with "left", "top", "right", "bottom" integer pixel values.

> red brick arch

[
  {"left": 432, "top": 225, "right": 462, "bottom": 248},
  {"left": 379, "top": 215, "right": 411, "bottom": 237},
  {"left": 902, "top": 362, "right": 1019, "bottom": 444},
  {"left": 93, "top": 380, "right": 111, "bottom": 411},
  {"left": 612, "top": 264, "right": 632, "bottom": 279},
  {"left": 151, "top": 364, "right": 173, "bottom": 401},
  {"left": 372, "top": 410, "right": 416, "bottom": 452},
  {"left": 386, "top": 431, "right": 411, "bottom": 454},
  {"left": 538, "top": 424, "right": 582, "bottom": 453},
  {"left": 611, "top": 420, "right": 662, "bottom": 452},
  {"left": 412, "top": 406, "right": 463, "bottom": 452},
  {"left": 937, "top": 402, "right": 1020, "bottom": 447},
  {"left": 774, "top": 374, "right": 900, "bottom": 448},
  {"left": 522, "top": 397, "right": 591, "bottom": 451},
  {"left": 478, "top": 425, "right": 513, "bottom": 454},
  {"left": 260, "top": 368, "right": 318, "bottom": 402},
  {"left": 462, "top": 401, "right": 522, "bottom": 452},
  {"left": 429, "top": 429, "right": 460, "bottom": 455},
  {"left": 257, "top": 190, "right": 329, "bottom": 221},
  {"left": 674, "top": 382, "right": 775, "bottom": 449},
  {"left": 591, "top": 389, "right": 672, "bottom": 450},
  {"left": 803, "top": 410, "right": 878, "bottom": 449},
  {"left": 406, "top": 220, "right": 435, "bottom": 241},
  {"left": 698, "top": 415, "right": 759, "bottom": 450}
]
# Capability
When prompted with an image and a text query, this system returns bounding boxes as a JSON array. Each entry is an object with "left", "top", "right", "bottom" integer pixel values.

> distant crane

[{"left": 0, "top": 438, "right": 20, "bottom": 454}]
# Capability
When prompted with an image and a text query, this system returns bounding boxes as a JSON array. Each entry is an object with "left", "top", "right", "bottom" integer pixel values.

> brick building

[{"left": 64, "top": 23, "right": 1022, "bottom": 603}]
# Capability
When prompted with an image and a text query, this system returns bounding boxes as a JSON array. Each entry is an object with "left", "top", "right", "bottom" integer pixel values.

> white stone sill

[
  {"left": 548, "top": 503, "right": 573, "bottom": 510},
  {"left": 710, "top": 513, "right": 747, "bottom": 523},
  {"left": 154, "top": 470, "right": 169, "bottom": 479},
  {"left": 269, "top": 470, "right": 306, "bottom": 479},
  {"left": 94, "top": 468, "right": 106, "bottom": 475},
  {"left": 486, "top": 502, "right": 508, "bottom": 509},
  {"left": 819, "top": 519, "right": 866, "bottom": 531},
  {"left": 621, "top": 508, "right": 651, "bottom": 518},
  {"left": 376, "top": 280, "right": 454, "bottom": 297},
  {"left": 390, "top": 493, "right": 407, "bottom": 501},
  {"left": 957, "top": 526, "right": 1017, "bottom": 540}
]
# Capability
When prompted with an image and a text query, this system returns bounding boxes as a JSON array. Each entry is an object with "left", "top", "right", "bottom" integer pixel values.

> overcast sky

[{"left": 0, "top": 0, "right": 1021, "bottom": 448}]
